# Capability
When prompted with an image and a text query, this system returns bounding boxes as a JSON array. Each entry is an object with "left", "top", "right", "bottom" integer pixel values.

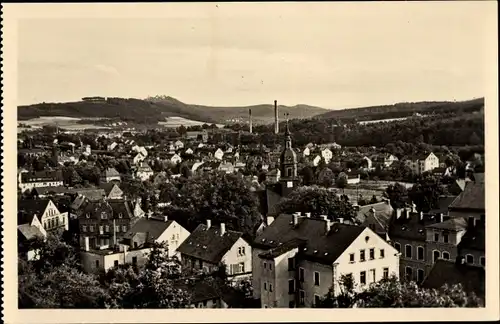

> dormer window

[
  {"left": 118, "top": 213, "right": 123, "bottom": 218},
  {"left": 101, "top": 212, "right": 107, "bottom": 219},
  {"left": 86, "top": 213, "right": 90, "bottom": 219}
]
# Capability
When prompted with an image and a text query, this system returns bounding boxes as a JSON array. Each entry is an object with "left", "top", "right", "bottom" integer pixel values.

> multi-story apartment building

[
  {"left": 252, "top": 213, "right": 399, "bottom": 308},
  {"left": 404, "top": 152, "right": 439, "bottom": 175},
  {"left": 18, "top": 170, "right": 64, "bottom": 193}
]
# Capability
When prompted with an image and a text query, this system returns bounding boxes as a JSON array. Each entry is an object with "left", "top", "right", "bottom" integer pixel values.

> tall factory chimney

[
  {"left": 274, "top": 100, "right": 279, "bottom": 134},
  {"left": 248, "top": 108, "right": 253, "bottom": 134}
]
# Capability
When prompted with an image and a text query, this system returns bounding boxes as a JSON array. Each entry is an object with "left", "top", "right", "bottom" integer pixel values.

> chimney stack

[
  {"left": 84, "top": 236, "right": 90, "bottom": 252},
  {"left": 293, "top": 212, "right": 300, "bottom": 225},
  {"left": 419, "top": 211, "right": 424, "bottom": 221},
  {"left": 468, "top": 216, "right": 476, "bottom": 228},
  {"left": 305, "top": 212, "right": 311, "bottom": 218},
  {"left": 163, "top": 215, "right": 169, "bottom": 222},
  {"left": 338, "top": 217, "right": 344, "bottom": 224},
  {"left": 113, "top": 219, "right": 117, "bottom": 246},
  {"left": 274, "top": 100, "right": 279, "bottom": 134},
  {"left": 438, "top": 213, "right": 444, "bottom": 223},
  {"left": 248, "top": 108, "right": 253, "bottom": 134},
  {"left": 325, "top": 218, "right": 332, "bottom": 234},
  {"left": 220, "top": 223, "right": 226, "bottom": 236},
  {"left": 396, "top": 209, "right": 402, "bottom": 219},
  {"left": 207, "top": 219, "right": 212, "bottom": 229},
  {"left": 405, "top": 209, "right": 411, "bottom": 219}
]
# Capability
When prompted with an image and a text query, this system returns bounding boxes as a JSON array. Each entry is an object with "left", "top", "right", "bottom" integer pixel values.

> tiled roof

[
  {"left": 18, "top": 224, "right": 45, "bottom": 241},
  {"left": 356, "top": 201, "right": 394, "bottom": 233},
  {"left": 122, "top": 218, "right": 174, "bottom": 241},
  {"left": 32, "top": 186, "right": 69, "bottom": 196},
  {"left": 428, "top": 196, "right": 457, "bottom": 215},
  {"left": 98, "top": 183, "right": 119, "bottom": 196},
  {"left": 253, "top": 214, "right": 365, "bottom": 265},
  {"left": 258, "top": 238, "right": 307, "bottom": 260},
  {"left": 426, "top": 217, "right": 468, "bottom": 231},
  {"left": 265, "top": 185, "right": 283, "bottom": 217},
  {"left": 69, "top": 188, "right": 106, "bottom": 202},
  {"left": 422, "top": 259, "right": 485, "bottom": 300},
  {"left": 389, "top": 210, "right": 440, "bottom": 241},
  {"left": 18, "top": 199, "right": 51, "bottom": 224},
  {"left": 448, "top": 181, "right": 485, "bottom": 211},
  {"left": 177, "top": 224, "right": 243, "bottom": 264},
  {"left": 102, "top": 167, "right": 120, "bottom": 177},
  {"left": 21, "top": 170, "right": 63, "bottom": 183}
]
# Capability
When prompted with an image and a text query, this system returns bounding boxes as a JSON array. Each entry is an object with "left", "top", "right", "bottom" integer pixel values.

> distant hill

[
  {"left": 314, "top": 98, "right": 484, "bottom": 122},
  {"left": 18, "top": 96, "right": 328, "bottom": 125}
]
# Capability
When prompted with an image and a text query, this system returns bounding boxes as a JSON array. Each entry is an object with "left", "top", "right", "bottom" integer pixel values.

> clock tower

[{"left": 279, "top": 113, "right": 299, "bottom": 195}]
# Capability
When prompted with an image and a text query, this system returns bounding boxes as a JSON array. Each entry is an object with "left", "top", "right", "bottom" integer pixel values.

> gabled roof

[
  {"left": 422, "top": 259, "right": 485, "bottom": 300},
  {"left": 448, "top": 181, "right": 485, "bottom": 212},
  {"left": 428, "top": 195, "right": 458, "bottom": 215},
  {"left": 458, "top": 222, "right": 485, "bottom": 251},
  {"left": 355, "top": 201, "right": 394, "bottom": 231},
  {"left": 18, "top": 224, "right": 45, "bottom": 241},
  {"left": 102, "top": 167, "right": 120, "bottom": 178},
  {"left": 98, "top": 183, "right": 121, "bottom": 196},
  {"left": 69, "top": 188, "right": 106, "bottom": 202},
  {"left": 122, "top": 218, "right": 175, "bottom": 241},
  {"left": 18, "top": 199, "right": 51, "bottom": 224},
  {"left": 177, "top": 224, "right": 244, "bottom": 264},
  {"left": 389, "top": 210, "right": 440, "bottom": 241},
  {"left": 253, "top": 214, "right": 365, "bottom": 265}
]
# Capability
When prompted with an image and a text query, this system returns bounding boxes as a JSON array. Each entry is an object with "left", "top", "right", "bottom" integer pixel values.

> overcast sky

[{"left": 17, "top": 2, "right": 491, "bottom": 109}]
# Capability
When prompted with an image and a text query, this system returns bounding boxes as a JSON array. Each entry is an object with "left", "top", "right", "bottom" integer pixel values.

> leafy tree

[
  {"left": 408, "top": 176, "right": 447, "bottom": 212},
  {"left": 276, "top": 186, "right": 356, "bottom": 221},
  {"left": 317, "top": 275, "right": 483, "bottom": 308},
  {"left": 300, "top": 166, "right": 315, "bottom": 186},
  {"left": 335, "top": 175, "right": 348, "bottom": 189},
  {"left": 384, "top": 183, "right": 409, "bottom": 209},
  {"left": 369, "top": 195, "right": 378, "bottom": 204}
]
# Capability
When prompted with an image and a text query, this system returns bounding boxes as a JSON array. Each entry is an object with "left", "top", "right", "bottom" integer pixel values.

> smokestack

[
  {"left": 274, "top": 100, "right": 279, "bottom": 134},
  {"left": 248, "top": 108, "right": 253, "bottom": 134}
]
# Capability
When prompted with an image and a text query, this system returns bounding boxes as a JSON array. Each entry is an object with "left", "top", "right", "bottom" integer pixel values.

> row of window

[
  {"left": 229, "top": 262, "right": 245, "bottom": 275},
  {"left": 43, "top": 216, "right": 64, "bottom": 230},
  {"left": 45, "top": 209, "right": 59, "bottom": 217},
  {"left": 349, "top": 248, "right": 385, "bottom": 263},
  {"left": 82, "top": 225, "right": 127, "bottom": 233},
  {"left": 405, "top": 267, "right": 426, "bottom": 283},
  {"left": 237, "top": 246, "right": 246, "bottom": 256},
  {"left": 85, "top": 212, "right": 123, "bottom": 219},
  {"left": 395, "top": 243, "right": 485, "bottom": 266},
  {"left": 395, "top": 243, "right": 426, "bottom": 260},
  {"left": 345, "top": 268, "right": 390, "bottom": 286}
]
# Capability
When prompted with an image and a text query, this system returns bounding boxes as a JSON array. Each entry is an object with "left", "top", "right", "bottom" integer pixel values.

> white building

[
  {"left": 252, "top": 213, "right": 399, "bottom": 308},
  {"left": 321, "top": 148, "right": 333, "bottom": 164},
  {"left": 405, "top": 152, "right": 440, "bottom": 175},
  {"left": 214, "top": 148, "right": 225, "bottom": 161},
  {"left": 18, "top": 170, "right": 64, "bottom": 193}
]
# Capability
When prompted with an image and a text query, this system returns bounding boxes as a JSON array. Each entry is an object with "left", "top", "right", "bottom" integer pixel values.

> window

[
  {"left": 299, "top": 290, "right": 305, "bottom": 306},
  {"left": 288, "top": 257, "right": 295, "bottom": 270},
  {"left": 86, "top": 213, "right": 90, "bottom": 219},
  {"left": 417, "top": 269, "right": 425, "bottom": 283},
  {"left": 99, "top": 226, "right": 104, "bottom": 234},
  {"left": 55, "top": 218, "right": 59, "bottom": 226},
  {"left": 134, "top": 242, "right": 138, "bottom": 248},
  {"left": 370, "top": 269, "right": 376, "bottom": 283},
  {"left": 394, "top": 242, "right": 401, "bottom": 252},
  {"left": 122, "top": 225, "right": 127, "bottom": 232},
  {"left": 269, "top": 283, "right": 273, "bottom": 292},
  {"left": 238, "top": 246, "right": 246, "bottom": 256},
  {"left": 269, "top": 263, "right": 273, "bottom": 271},
  {"left": 405, "top": 267, "right": 413, "bottom": 281},
  {"left": 264, "top": 282, "right": 267, "bottom": 291},
  {"left": 433, "top": 251, "right": 440, "bottom": 263},
  {"left": 434, "top": 233, "right": 439, "bottom": 242},
  {"left": 299, "top": 267, "right": 305, "bottom": 282},
  {"left": 263, "top": 262, "right": 267, "bottom": 269},
  {"left": 118, "top": 213, "right": 123, "bottom": 219},
  {"left": 380, "top": 249, "right": 385, "bottom": 258},
  {"left": 405, "top": 245, "right": 412, "bottom": 259},
  {"left": 289, "top": 301, "right": 295, "bottom": 308},
  {"left": 44, "top": 222, "right": 47, "bottom": 229},
  {"left": 101, "top": 212, "right": 107, "bottom": 219},
  {"left": 203, "top": 300, "right": 207, "bottom": 307},
  {"left": 480, "top": 257, "right": 485, "bottom": 266},
  {"left": 239, "top": 262, "right": 245, "bottom": 273},
  {"left": 89, "top": 225, "right": 94, "bottom": 232},
  {"left": 132, "top": 256, "right": 137, "bottom": 265},
  {"left": 314, "top": 295, "right": 321, "bottom": 306},
  {"left": 383, "top": 267, "right": 389, "bottom": 279},
  {"left": 82, "top": 225, "right": 87, "bottom": 232},
  {"left": 115, "top": 226, "right": 120, "bottom": 233},
  {"left": 442, "top": 252, "right": 450, "bottom": 260},
  {"left": 349, "top": 253, "right": 355, "bottom": 262},
  {"left": 466, "top": 254, "right": 474, "bottom": 264},
  {"left": 288, "top": 279, "right": 295, "bottom": 294},
  {"left": 105, "top": 225, "right": 109, "bottom": 232},
  {"left": 114, "top": 260, "right": 119, "bottom": 267},
  {"left": 95, "top": 260, "right": 100, "bottom": 268},
  {"left": 417, "top": 246, "right": 424, "bottom": 260},
  {"left": 287, "top": 168, "right": 292, "bottom": 177},
  {"left": 360, "top": 271, "right": 366, "bottom": 285},
  {"left": 360, "top": 249, "right": 366, "bottom": 262},
  {"left": 314, "top": 272, "right": 320, "bottom": 286},
  {"left": 443, "top": 233, "right": 449, "bottom": 243},
  {"left": 369, "top": 248, "right": 375, "bottom": 260}
]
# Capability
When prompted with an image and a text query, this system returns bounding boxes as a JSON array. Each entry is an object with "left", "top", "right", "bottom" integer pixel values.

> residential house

[
  {"left": 122, "top": 215, "right": 190, "bottom": 258},
  {"left": 218, "top": 162, "right": 235, "bottom": 174},
  {"left": 372, "top": 154, "right": 398, "bottom": 168},
  {"left": 174, "top": 140, "right": 184, "bottom": 150},
  {"left": 303, "top": 147, "right": 310, "bottom": 157},
  {"left": 19, "top": 170, "right": 64, "bottom": 193},
  {"left": 100, "top": 167, "right": 121, "bottom": 183},
  {"left": 135, "top": 161, "right": 154, "bottom": 182},
  {"left": 99, "top": 183, "right": 124, "bottom": 200},
  {"left": 185, "top": 148, "right": 194, "bottom": 155},
  {"left": 133, "top": 152, "right": 146, "bottom": 165},
  {"left": 31, "top": 186, "right": 69, "bottom": 198},
  {"left": 457, "top": 216, "right": 485, "bottom": 268},
  {"left": 107, "top": 142, "right": 118, "bottom": 151},
  {"left": 320, "top": 148, "right": 333, "bottom": 164},
  {"left": 186, "top": 130, "right": 208, "bottom": 142},
  {"left": 18, "top": 207, "right": 48, "bottom": 261},
  {"left": 404, "top": 152, "right": 439, "bottom": 175},
  {"left": 69, "top": 189, "right": 107, "bottom": 212},
  {"left": 18, "top": 199, "right": 69, "bottom": 233},
  {"left": 338, "top": 171, "right": 361, "bottom": 185},
  {"left": 177, "top": 221, "right": 252, "bottom": 280},
  {"left": 312, "top": 155, "right": 322, "bottom": 167},
  {"left": 214, "top": 148, "right": 225, "bottom": 161},
  {"left": 167, "top": 153, "right": 182, "bottom": 165},
  {"left": 448, "top": 181, "right": 485, "bottom": 220},
  {"left": 78, "top": 199, "right": 136, "bottom": 249},
  {"left": 362, "top": 156, "right": 373, "bottom": 170},
  {"left": 252, "top": 213, "right": 399, "bottom": 308}
]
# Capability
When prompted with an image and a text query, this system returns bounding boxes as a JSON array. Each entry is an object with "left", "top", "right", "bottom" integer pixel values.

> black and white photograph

[{"left": 2, "top": 1, "right": 499, "bottom": 322}]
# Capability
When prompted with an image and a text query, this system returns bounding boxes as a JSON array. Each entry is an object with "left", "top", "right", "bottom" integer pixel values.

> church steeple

[
  {"left": 279, "top": 112, "right": 298, "bottom": 195},
  {"left": 284, "top": 112, "right": 292, "bottom": 149}
]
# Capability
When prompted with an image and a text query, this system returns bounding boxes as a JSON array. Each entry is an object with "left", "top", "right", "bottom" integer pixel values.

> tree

[
  {"left": 335, "top": 175, "right": 348, "bottom": 189},
  {"left": 317, "top": 275, "right": 483, "bottom": 308},
  {"left": 384, "top": 183, "right": 408, "bottom": 209},
  {"left": 276, "top": 186, "right": 356, "bottom": 221},
  {"left": 409, "top": 176, "right": 447, "bottom": 212},
  {"left": 369, "top": 195, "right": 378, "bottom": 204},
  {"left": 300, "top": 166, "right": 315, "bottom": 186}
]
